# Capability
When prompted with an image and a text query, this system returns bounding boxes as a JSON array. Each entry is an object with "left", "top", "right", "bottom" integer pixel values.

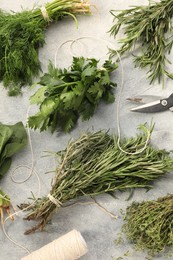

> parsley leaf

[{"left": 28, "top": 57, "right": 118, "bottom": 133}]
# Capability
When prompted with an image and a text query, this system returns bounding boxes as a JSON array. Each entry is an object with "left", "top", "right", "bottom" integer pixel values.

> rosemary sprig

[
  {"left": 0, "top": 0, "right": 92, "bottom": 95},
  {"left": 109, "top": 0, "right": 173, "bottom": 85},
  {"left": 122, "top": 194, "right": 173, "bottom": 257},
  {"left": 20, "top": 123, "right": 173, "bottom": 234}
]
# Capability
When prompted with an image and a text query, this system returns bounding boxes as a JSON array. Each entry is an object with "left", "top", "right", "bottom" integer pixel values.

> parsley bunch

[
  {"left": 28, "top": 57, "right": 118, "bottom": 133},
  {"left": 0, "top": 0, "right": 91, "bottom": 95}
]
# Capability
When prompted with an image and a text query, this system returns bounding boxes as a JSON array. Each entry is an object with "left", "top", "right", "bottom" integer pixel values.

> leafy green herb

[
  {"left": 0, "top": 122, "right": 27, "bottom": 223},
  {"left": 109, "top": 0, "right": 173, "bottom": 85},
  {"left": 0, "top": 122, "right": 28, "bottom": 178},
  {"left": 122, "top": 194, "right": 173, "bottom": 257},
  {"left": 28, "top": 57, "right": 118, "bottom": 133},
  {"left": 20, "top": 123, "right": 173, "bottom": 233},
  {"left": 0, "top": 0, "right": 92, "bottom": 95}
]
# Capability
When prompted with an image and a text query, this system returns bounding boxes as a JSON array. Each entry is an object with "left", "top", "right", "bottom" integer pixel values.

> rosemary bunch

[
  {"left": 122, "top": 194, "right": 173, "bottom": 257},
  {"left": 110, "top": 0, "right": 173, "bottom": 85},
  {"left": 20, "top": 124, "right": 173, "bottom": 234},
  {"left": 0, "top": 0, "right": 91, "bottom": 96}
]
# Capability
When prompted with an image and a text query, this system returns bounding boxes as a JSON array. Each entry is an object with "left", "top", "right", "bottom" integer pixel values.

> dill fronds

[{"left": 0, "top": 0, "right": 92, "bottom": 95}]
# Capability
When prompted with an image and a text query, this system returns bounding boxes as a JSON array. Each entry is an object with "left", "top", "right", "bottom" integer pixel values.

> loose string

[
  {"left": 55, "top": 36, "right": 151, "bottom": 155},
  {"left": 10, "top": 107, "right": 34, "bottom": 184},
  {"left": 2, "top": 106, "right": 41, "bottom": 254},
  {"left": 54, "top": 39, "right": 84, "bottom": 68},
  {"left": 114, "top": 49, "right": 151, "bottom": 155},
  {"left": 62, "top": 197, "right": 117, "bottom": 220},
  {"left": 2, "top": 36, "right": 150, "bottom": 255}
]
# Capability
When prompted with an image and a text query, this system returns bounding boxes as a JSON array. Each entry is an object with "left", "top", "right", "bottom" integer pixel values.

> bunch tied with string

[
  {"left": 20, "top": 123, "right": 173, "bottom": 234},
  {"left": 0, "top": 0, "right": 92, "bottom": 96}
]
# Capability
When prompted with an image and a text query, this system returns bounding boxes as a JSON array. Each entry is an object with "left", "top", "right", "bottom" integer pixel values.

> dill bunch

[
  {"left": 0, "top": 0, "right": 92, "bottom": 96},
  {"left": 123, "top": 194, "right": 173, "bottom": 257},
  {"left": 110, "top": 0, "right": 173, "bottom": 85},
  {"left": 20, "top": 123, "right": 173, "bottom": 234}
]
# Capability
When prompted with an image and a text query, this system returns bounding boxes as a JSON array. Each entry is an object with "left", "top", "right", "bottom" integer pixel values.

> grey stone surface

[{"left": 1, "top": 0, "right": 173, "bottom": 259}]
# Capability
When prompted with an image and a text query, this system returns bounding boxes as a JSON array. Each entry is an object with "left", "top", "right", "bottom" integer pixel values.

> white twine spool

[{"left": 21, "top": 229, "right": 88, "bottom": 260}]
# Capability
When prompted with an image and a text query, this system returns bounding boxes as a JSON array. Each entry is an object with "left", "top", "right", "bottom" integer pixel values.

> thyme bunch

[
  {"left": 20, "top": 124, "right": 173, "bottom": 234},
  {"left": 123, "top": 194, "right": 173, "bottom": 257},
  {"left": 110, "top": 0, "right": 173, "bottom": 85},
  {"left": 0, "top": 0, "right": 91, "bottom": 96}
]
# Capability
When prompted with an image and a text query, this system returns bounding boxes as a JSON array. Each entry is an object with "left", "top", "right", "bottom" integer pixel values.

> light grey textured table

[{"left": 1, "top": 0, "right": 173, "bottom": 259}]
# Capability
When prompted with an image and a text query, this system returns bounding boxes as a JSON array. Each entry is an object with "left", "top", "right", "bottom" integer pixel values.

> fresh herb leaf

[
  {"left": 28, "top": 57, "right": 118, "bottom": 133},
  {"left": 0, "top": 122, "right": 27, "bottom": 178},
  {"left": 30, "top": 86, "right": 48, "bottom": 105}
]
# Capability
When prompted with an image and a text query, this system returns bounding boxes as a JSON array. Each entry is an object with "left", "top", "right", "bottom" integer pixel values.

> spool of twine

[{"left": 21, "top": 229, "right": 88, "bottom": 260}]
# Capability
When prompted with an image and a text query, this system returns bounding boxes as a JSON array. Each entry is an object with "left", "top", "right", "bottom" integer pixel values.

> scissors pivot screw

[{"left": 161, "top": 100, "right": 167, "bottom": 106}]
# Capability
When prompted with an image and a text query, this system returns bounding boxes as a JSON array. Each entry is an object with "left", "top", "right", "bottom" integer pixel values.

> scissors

[{"left": 127, "top": 93, "right": 173, "bottom": 113}]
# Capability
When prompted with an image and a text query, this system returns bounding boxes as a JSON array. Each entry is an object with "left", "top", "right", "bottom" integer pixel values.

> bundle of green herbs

[
  {"left": 122, "top": 194, "right": 173, "bottom": 257},
  {"left": 28, "top": 57, "right": 118, "bottom": 133},
  {"left": 20, "top": 123, "right": 173, "bottom": 234},
  {"left": 0, "top": 122, "right": 27, "bottom": 222},
  {"left": 109, "top": 0, "right": 173, "bottom": 85},
  {"left": 0, "top": 0, "right": 92, "bottom": 96}
]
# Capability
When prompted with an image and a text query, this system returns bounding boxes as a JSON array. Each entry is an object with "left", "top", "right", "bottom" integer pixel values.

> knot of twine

[
  {"left": 40, "top": 6, "right": 50, "bottom": 21},
  {"left": 47, "top": 194, "right": 62, "bottom": 207}
]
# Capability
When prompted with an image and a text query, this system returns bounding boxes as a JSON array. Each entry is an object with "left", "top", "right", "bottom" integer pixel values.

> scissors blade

[{"left": 130, "top": 93, "right": 173, "bottom": 113}]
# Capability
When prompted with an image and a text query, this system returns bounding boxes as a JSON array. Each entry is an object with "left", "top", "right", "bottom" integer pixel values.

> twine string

[
  {"left": 40, "top": 6, "right": 50, "bottom": 21},
  {"left": 21, "top": 229, "right": 88, "bottom": 260},
  {"left": 2, "top": 106, "right": 41, "bottom": 254},
  {"left": 55, "top": 36, "right": 150, "bottom": 155},
  {"left": 2, "top": 36, "right": 151, "bottom": 256},
  {"left": 47, "top": 193, "right": 62, "bottom": 207}
]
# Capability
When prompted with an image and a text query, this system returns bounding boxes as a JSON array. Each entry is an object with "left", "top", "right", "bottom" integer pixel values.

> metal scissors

[{"left": 127, "top": 93, "right": 173, "bottom": 113}]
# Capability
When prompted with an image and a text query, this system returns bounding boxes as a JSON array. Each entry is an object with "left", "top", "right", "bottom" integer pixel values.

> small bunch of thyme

[
  {"left": 0, "top": 0, "right": 92, "bottom": 95},
  {"left": 122, "top": 194, "right": 173, "bottom": 257},
  {"left": 109, "top": 0, "right": 173, "bottom": 85},
  {"left": 20, "top": 123, "right": 173, "bottom": 234}
]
